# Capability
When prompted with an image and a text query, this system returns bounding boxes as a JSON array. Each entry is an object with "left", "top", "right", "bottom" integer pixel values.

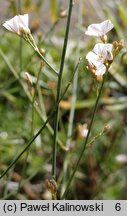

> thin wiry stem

[
  {"left": 35, "top": 48, "right": 58, "bottom": 76},
  {"left": 24, "top": 34, "right": 58, "bottom": 76},
  {"left": 52, "top": 0, "right": 74, "bottom": 180},
  {"left": 61, "top": 71, "right": 107, "bottom": 199},
  {"left": 61, "top": 0, "right": 82, "bottom": 195}
]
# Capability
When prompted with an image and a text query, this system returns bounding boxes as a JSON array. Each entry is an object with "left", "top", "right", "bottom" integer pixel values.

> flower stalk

[
  {"left": 3, "top": 14, "right": 58, "bottom": 76},
  {"left": 22, "top": 33, "right": 59, "bottom": 76}
]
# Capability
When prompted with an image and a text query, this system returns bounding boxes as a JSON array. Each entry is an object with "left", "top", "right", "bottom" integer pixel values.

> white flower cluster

[
  {"left": 2, "top": 15, "right": 123, "bottom": 81},
  {"left": 85, "top": 20, "right": 114, "bottom": 81}
]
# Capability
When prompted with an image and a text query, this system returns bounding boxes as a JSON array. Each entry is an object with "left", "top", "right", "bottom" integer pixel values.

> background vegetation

[{"left": 0, "top": 0, "right": 127, "bottom": 199}]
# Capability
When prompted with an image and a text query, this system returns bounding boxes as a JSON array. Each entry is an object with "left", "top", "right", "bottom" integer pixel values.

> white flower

[
  {"left": 94, "top": 63, "right": 106, "bottom": 78},
  {"left": 86, "top": 43, "right": 113, "bottom": 66},
  {"left": 3, "top": 14, "right": 30, "bottom": 36},
  {"left": 86, "top": 43, "right": 113, "bottom": 80},
  {"left": 85, "top": 20, "right": 114, "bottom": 37}
]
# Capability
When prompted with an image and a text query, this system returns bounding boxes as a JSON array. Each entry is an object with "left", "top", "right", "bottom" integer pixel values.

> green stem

[
  {"left": 61, "top": 0, "right": 82, "bottom": 195},
  {"left": 19, "top": 37, "right": 23, "bottom": 73},
  {"left": 0, "top": 58, "right": 80, "bottom": 180},
  {"left": 25, "top": 34, "right": 58, "bottom": 76},
  {"left": 52, "top": 0, "right": 73, "bottom": 180},
  {"left": 61, "top": 72, "right": 107, "bottom": 199},
  {"left": 35, "top": 48, "right": 58, "bottom": 76}
]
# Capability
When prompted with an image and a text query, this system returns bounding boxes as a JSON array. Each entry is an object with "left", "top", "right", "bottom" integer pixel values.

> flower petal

[
  {"left": 85, "top": 19, "right": 114, "bottom": 37},
  {"left": 86, "top": 51, "right": 103, "bottom": 67},
  {"left": 18, "top": 14, "right": 29, "bottom": 28},
  {"left": 86, "top": 51, "right": 99, "bottom": 62},
  {"left": 93, "top": 43, "right": 113, "bottom": 60},
  {"left": 85, "top": 24, "right": 101, "bottom": 36},
  {"left": 3, "top": 14, "right": 29, "bottom": 35},
  {"left": 3, "top": 22, "right": 15, "bottom": 32},
  {"left": 12, "top": 16, "right": 20, "bottom": 32},
  {"left": 3, "top": 17, "right": 19, "bottom": 33},
  {"left": 99, "top": 19, "right": 114, "bottom": 35},
  {"left": 96, "top": 64, "right": 106, "bottom": 76}
]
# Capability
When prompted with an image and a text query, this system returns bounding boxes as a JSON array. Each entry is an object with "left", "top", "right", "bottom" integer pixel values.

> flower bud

[
  {"left": 87, "top": 63, "right": 96, "bottom": 75},
  {"left": 113, "top": 39, "right": 124, "bottom": 57},
  {"left": 37, "top": 31, "right": 43, "bottom": 40},
  {"left": 104, "top": 124, "right": 110, "bottom": 132},
  {"left": 87, "top": 63, "right": 103, "bottom": 82},
  {"left": 100, "top": 35, "right": 107, "bottom": 43},
  {"left": 40, "top": 48, "right": 45, "bottom": 55},
  {"left": 118, "top": 39, "right": 124, "bottom": 51},
  {"left": 59, "top": 9, "right": 67, "bottom": 18},
  {"left": 46, "top": 179, "right": 57, "bottom": 195},
  {"left": 113, "top": 41, "right": 118, "bottom": 49},
  {"left": 19, "top": 27, "right": 31, "bottom": 36}
]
